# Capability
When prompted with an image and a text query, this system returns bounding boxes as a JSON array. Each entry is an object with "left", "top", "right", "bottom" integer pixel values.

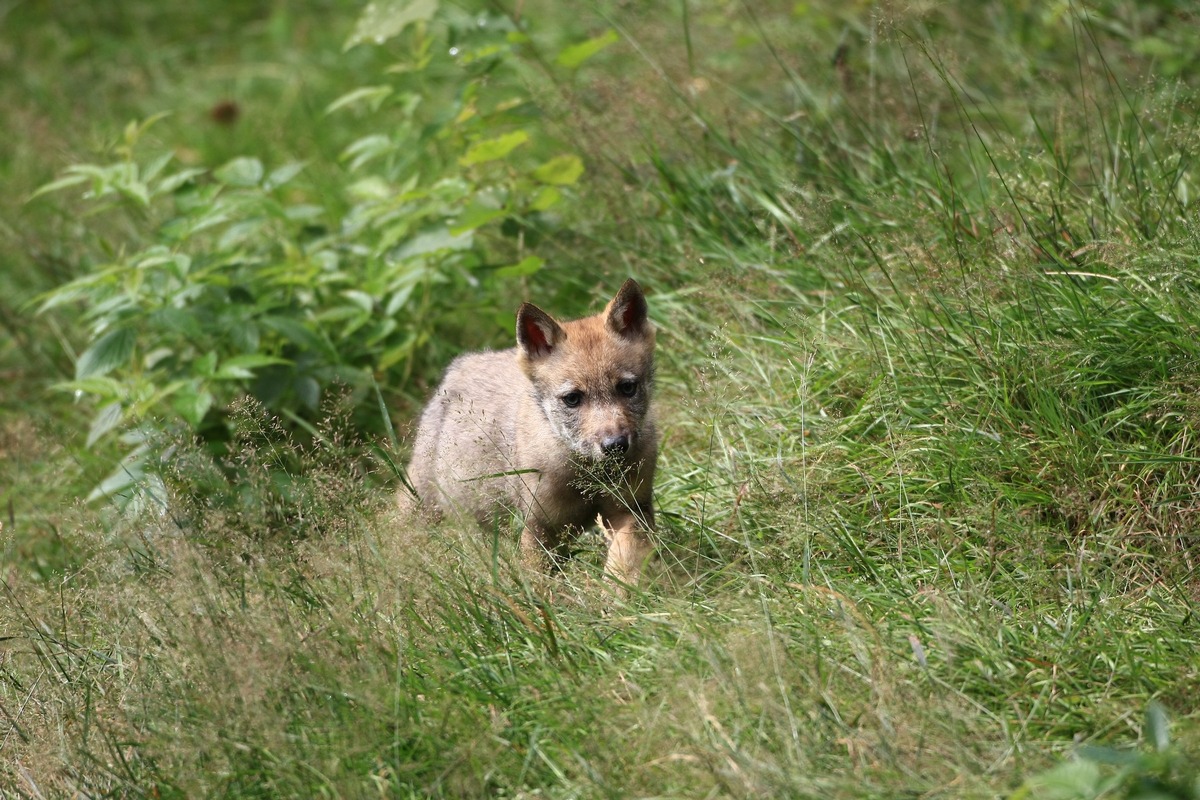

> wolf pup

[{"left": 403, "top": 279, "right": 657, "bottom": 587}]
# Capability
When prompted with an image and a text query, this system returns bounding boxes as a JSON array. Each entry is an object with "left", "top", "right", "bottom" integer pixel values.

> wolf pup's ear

[
  {"left": 605, "top": 278, "right": 650, "bottom": 338},
  {"left": 517, "top": 303, "right": 565, "bottom": 359}
]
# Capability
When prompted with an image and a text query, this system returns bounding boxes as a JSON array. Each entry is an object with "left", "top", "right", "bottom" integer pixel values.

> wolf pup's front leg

[{"left": 601, "top": 504, "right": 654, "bottom": 590}]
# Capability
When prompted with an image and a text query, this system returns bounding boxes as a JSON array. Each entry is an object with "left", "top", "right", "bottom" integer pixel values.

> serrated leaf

[
  {"left": 214, "top": 157, "right": 264, "bottom": 187},
  {"left": 459, "top": 131, "right": 529, "bottom": 166},
  {"left": 76, "top": 328, "right": 136, "bottom": 380},
  {"left": 556, "top": 29, "right": 619, "bottom": 69},
  {"left": 532, "top": 154, "right": 584, "bottom": 186},
  {"left": 87, "top": 402, "right": 124, "bottom": 447},
  {"left": 344, "top": 0, "right": 439, "bottom": 51},
  {"left": 495, "top": 255, "right": 544, "bottom": 279}
]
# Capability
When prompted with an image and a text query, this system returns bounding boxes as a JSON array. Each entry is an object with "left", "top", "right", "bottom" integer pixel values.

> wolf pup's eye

[
  {"left": 617, "top": 380, "right": 638, "bottom": 397},
  {"left": 561, "top": 391, "right": 583, "bottom": 408}
]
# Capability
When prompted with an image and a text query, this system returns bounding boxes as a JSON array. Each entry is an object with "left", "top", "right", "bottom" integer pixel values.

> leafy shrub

[
  {"left": 1011, "top": 703, "right": 1200, "bottom": 800},
  {"left": 31, "top": 1, "right": 610, "bottom": 505}
]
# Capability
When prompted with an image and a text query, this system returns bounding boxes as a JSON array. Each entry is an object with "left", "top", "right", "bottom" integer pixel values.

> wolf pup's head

[{"left": 516, "top": 279, "right": 656, "bottom": 463}]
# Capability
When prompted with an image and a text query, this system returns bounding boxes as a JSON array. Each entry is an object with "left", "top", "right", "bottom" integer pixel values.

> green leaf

[
  {"left": 86, "top": 442, "right": 151, "bottom": 504},
  {"left": 555, "top": 29, "right": 619, "bottom": 69},
  {"left": 215, "top": 354, "right": 291, "bottom": 380},
  {"left": 532, "top": 154, "right": 584, "bottom": 186},
  {"left": 214, "top": 157, "right": 264, "bottom": 187},
  {"left": 450, "top": 204, "right": 507, "bottom": 236},
  {"left": 194, "top": 351, "right": 218, "bottom": 378},
  {"left": 35, "top": 268, "right": 120, "bottom": 314},
  {"left": 367, "top": 316, "right": 398, "bottom": 344},
  {"left": 528, "top": 186, "right": 561, "bottom": 211},
  {"left": 1013, "top": 759, "right": 1104, "bottom": 800},
  {"left": 56, "top": 376, "right": 126, "bottom": 400},
  {"left": 341, "top": 134, "right": 394, "bottom": 171},
  {"left": 1133, "top": 36, "right": 1176, "bottom": 60},
  {"left": 28, "top": 172, "right": 90, "bottom": 201},
  {"left": 295, "top": 376, "right": 321, "bottom": 409},
  {"left": 341, "top": 290, "right": 376, "bottom": 313},
  {"left": 344, "top": 0, "right": 439, "bottom": 51},
  {"left": 174, "top": 385, "right": 214, "bottom": 426},
  {"left": 385, "top": 284, "right": 418, "bottom": 316},
  {"left": 495, "top": 255, "right": 544, "bottom": 279},
  {"left": 394, "top": 227, "right": 473, "bottom": 259},
  {"left": 263, "top": 317, "right": 337, "bottom": 360},
  {"left": 115, "top": 179, "right": 151, "bottom": 208},
  {"left": 151, "top": 308, "right": 203, "bottom": 339},
  {"left": 378, "top": 333, "right": 417, "bottom": 371},
  {"left": 283, "top": 204, "right": 324, "bottom": 221},
  {"left": 122, "top": 112, "right": 172, "bottom": 147},
  {"left": 87, "top": 402, "right": 124, "bottom": 447},
  {"left": 1145, "top": 700, "right": 1170, "bottom": 752},
  {"left": 325, "top": 85, "right": 394, "bottom": 115},
  {"left": 156, "top": 167, "right": 206, "bottom": 195},
  {"left": 347, "top": 177, "right": 394, "bottom": 201},
  {"left": 141, "top": 152, "right": 174, "bottom": 183},
  {"left": 457, "top": 43, "right": 506, "bottom": 66},
  {"left": 76, "top": 328, "right": 136, "bottom": 380},
  {"left": 264, "top": 161, "right": 306, "bottom": 190},
  {"left": 459, "top": 131, "right": 529, "bottom": 166}
]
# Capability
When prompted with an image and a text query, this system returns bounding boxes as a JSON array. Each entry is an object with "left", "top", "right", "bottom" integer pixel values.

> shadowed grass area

[{"left": 3, "top": 1, "right": 1200, "bottom": 798}]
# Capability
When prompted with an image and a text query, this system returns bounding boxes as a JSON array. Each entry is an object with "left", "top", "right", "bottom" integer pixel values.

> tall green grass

[{"left": 3, "top": 1, "right": 1200, "bottom": 798}]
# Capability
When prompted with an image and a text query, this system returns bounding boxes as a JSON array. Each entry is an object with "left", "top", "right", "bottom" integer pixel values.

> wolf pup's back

[{"left": 402, "top": 279, "right": 658, "bottom": 587}]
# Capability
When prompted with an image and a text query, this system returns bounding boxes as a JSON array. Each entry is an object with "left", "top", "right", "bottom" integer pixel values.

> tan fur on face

[{"left": 402, "top": 280, "right": 658, "bottom": 590}]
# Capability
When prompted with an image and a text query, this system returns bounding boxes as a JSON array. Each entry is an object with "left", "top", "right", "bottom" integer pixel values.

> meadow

[{"left": 2, "top": 1, "right": 1199, "bottom": 797}]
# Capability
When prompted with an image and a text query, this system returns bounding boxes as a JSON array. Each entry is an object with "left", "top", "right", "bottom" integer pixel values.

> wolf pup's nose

[{"left": 601, "top": 434, "right": 630, "bottom": 455}]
